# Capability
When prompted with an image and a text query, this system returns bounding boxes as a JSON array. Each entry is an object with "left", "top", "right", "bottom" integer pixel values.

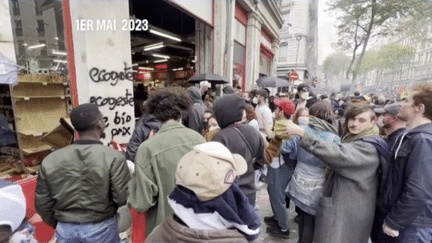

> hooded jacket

[
  {"left": 126, "top": 113, "right": 161, "bottom": 162},
  {"left": 380, "top": 123, "right": 432, "bottom": 230},
  {"left": 212, "top": 94, "right": 265, "bottom": 200},
  {"left": 184, "top": 87, "right": 207, "bottom": 133}
]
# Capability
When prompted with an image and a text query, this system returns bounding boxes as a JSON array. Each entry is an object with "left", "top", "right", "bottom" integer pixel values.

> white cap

[{"left": 0, "top": 180, "right": 26, "bottom": 232}]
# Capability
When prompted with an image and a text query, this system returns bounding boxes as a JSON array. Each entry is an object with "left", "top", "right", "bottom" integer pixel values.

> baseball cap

[
  {"left": 273, "top": 99, "right": 296, "bottom": 116},
  {"left": 297, "top": 83, "right": 310, "bottom": 92},
  {"left": 0, "top": 180, "right": 26, "bottom": 232},
  {"left": 175, "top": 142, "right": 247, "bottom": 202},
  {"left": 374, "top": 103, "right": 401, "bottom": 116}
]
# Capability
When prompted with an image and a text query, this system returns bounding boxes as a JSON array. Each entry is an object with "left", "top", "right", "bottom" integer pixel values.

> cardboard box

[{"left": 41, "top": 118, "right": 74, "bottom": 149}]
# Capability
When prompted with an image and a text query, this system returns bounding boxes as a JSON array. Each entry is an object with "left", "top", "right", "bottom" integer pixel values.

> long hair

[
  {"left": 292, "top": 107, "right": 308, "bottom": 125},
  {"left": 308, "top": 101, "right": 334, "bottom": 124}
]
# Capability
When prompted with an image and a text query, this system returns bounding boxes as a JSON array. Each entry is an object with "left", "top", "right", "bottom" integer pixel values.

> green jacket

[
  {"left": 35, "top": 140, "right": 131, "bottom": 228},
  {"left": 128, "top": 121, "right": 206, "bottom": 236}
]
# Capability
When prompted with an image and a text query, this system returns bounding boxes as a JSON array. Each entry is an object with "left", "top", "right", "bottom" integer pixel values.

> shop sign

[
  {"left": 175, "top": 70, "right": 187, "bottom": 79},
  {"left": 155, "top": 72, "right": 167, "bottom": 80}
]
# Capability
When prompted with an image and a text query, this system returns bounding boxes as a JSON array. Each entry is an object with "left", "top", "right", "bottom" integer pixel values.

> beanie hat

[
  {"left": 175, "top": 142, "right": 247, "bottom": 202},
  {"left": 273, "top": 98, "right": 296, "bottom": 116},
  {"left": 0, "top": 180, "right": 26, "bottom": 232},
  {"left": 297, "top": 83, "right": 310, "bottom": 92},
  {"left": 70, "top": 103, "right": 102, "bottom": 132}
]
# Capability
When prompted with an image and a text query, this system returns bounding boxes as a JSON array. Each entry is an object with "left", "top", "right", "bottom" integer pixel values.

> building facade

[{"left": 277, "top": 0, "right": 318, "bottom": 86}]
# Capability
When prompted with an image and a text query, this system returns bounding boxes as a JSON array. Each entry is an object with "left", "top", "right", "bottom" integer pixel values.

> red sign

[{"left": 289, "top": 72, "right": 299, "bottom": 81}]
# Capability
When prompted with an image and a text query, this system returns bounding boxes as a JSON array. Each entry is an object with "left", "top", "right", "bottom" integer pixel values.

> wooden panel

[
  {"left": 14, "top": 98, "right": 68, "bottom": 134},
  {"left": 20, "top": 134, "right": 52, "bottom": 155},
  {"left": 12, "top": 83, "right": 66, "bottom": 97}
]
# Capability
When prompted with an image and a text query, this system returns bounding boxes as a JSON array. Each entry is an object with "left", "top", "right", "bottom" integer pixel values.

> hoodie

[
  {"left": 126, "top": 113, "right": 161, "bottom": 162},
  {"left": 380, "top": 123, "right": 432, "bottom": 230},
  {"left": 184, "top": 87, "right": 207, "bottom": 133},
  {"left": 212, "top": 94, "right": 265, "bottom": 203}
]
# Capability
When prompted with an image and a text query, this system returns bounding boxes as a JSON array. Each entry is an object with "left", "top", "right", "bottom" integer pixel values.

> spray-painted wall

[{"left": 69, "top": 1, "right": 134, "bottom": 146}]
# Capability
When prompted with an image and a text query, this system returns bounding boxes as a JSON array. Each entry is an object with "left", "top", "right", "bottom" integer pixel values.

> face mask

[
  {"left": 252, "top": 97, "right": 258, "bottom": 104},
  {"left": 300, "top": 92, "right": 309, "bottom": 100},
  {"left": 298, "top": 117, "right": 309, "bottom": 126}
]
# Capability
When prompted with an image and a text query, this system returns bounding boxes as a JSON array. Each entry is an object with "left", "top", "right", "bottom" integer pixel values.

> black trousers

[{"left": 296, "top": 206, "right": 315, "bottom": 243}]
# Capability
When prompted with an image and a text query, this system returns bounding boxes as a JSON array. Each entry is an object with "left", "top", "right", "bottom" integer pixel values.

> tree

[
  {"left": 328, "top": 0, "right": 432, "bottom": 91},
  {"left": 323, "top": 52, "right": 350, "bottom": 76}
]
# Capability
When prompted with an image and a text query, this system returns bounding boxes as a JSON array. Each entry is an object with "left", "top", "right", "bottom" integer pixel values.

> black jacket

[
  {"left": 212, "top": 94, "right": 265, "bottom": 197},
  {"left": 379, "top": 123, "right": 432, "bottom": 230},
  {"left": 35, "top": 140, "right": 131, "bottom": 228},
  {"left": 126, "top": 114, "right": 161, "bottom": 162},
  {"left": 184, "top": 87, "right": 207, "bottom": 133}
]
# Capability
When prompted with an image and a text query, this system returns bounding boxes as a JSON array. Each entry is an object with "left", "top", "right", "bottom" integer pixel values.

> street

[{"left": 255, "top": 185, "right": 299, "bottom": 242}]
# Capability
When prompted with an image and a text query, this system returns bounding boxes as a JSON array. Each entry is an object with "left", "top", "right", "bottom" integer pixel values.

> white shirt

[{"left": 256, "top": 104, "right": 273, "bottom": 137}]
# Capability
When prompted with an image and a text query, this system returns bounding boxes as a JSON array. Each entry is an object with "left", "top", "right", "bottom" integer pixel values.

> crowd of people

[{"left": 2, "top": 80, "right": 432, "bottom": 243}]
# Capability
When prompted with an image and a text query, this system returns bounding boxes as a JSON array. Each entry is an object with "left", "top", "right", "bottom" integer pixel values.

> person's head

[
  {"left": 0, "top": 180, "right": 26, "bottom": 242},
  {"left": 374, "top": 103, "right": 403, "bottom": 130},
  {"left": 398, "top": 83, "right": 432, "bottom": 125},
  {"left": 309, "top": 101, "right": 335, "bottom": 125},
  {"left": 273, "top": 98, "right": 295, "bottom": 120},
  {"left": 292, "top": 107, "right": 309, "bottom": 125},
  {"left": 344, "top": 104, "right": 376, "bottom": 135},
  {"left": 203, "top": 109, "right": 213, "bottom": 128},
  {"left": 70, "top": 103, "right": 105, "bottom": 137},
  {"left": 255, "top": 89, "right": 268, "bottom": 105},
  {"left": 213, "top": 94, "right": 246, "bottom": 129},
  {"left": 244, "top": 104, "right": 256, "bottom": 122},
  {"left": 223, "top": 85, "right": 235, "bottom": 94},
  {"left": 354, "top": 91, "right": 360, "bottom": 96},
  {"left": 297, "top": 83, "right": 310, "bottom": 101},
  {"left": 175, "top": 142, "right": 247, "bottom": 201},
  {"left": 144, "top": 87, "right": 191, "bottom": 123},
  {"left": 241, "top": 91, "right": 250, "bottom": 101}
]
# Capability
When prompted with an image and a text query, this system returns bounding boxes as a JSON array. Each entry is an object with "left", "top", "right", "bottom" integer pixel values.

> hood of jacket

[
  {"left": 187, "top": 87, "right": 204, "bottom": 104},
  {"left": 213, "top": 94, "right": 246, "bottom": 129},
  {"left": 138, "top": 113, "right": 161, "bottom": 130}
]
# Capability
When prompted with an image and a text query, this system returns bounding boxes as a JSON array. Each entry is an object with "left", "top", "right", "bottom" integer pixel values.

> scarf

[
  {"left": 341, "top": 125, "right": 380, "bottom": 143},
  {"left": 308, "top": 116, "right": 338, "bottom": 135},
  {"left": 168, "top": 183, "right": 261, "bottom": 242}
]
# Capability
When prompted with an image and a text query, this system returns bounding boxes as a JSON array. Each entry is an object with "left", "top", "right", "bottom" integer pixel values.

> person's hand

[
  {"left": 285, "top": 120, "right": 305, "bottom": 137},
  {"left": 382, "top": 222, "right": 399, "bottom": 238}
]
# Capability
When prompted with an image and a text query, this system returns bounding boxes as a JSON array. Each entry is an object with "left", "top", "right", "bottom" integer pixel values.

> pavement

[{"left": 255, "top": 184, "right": 299, "bottom": 242}]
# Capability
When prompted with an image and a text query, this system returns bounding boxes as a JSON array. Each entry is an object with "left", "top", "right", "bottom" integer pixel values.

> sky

[{"left": 317, "top": 0, "right": 337, "bottom": 65}]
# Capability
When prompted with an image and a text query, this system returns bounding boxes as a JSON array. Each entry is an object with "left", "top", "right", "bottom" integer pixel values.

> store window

[
  {"left": 234, "top": 3, "right": 247, "bottom": 91},
  {"left": 1, "top": 1, "right": 71, "bottom": 183}
]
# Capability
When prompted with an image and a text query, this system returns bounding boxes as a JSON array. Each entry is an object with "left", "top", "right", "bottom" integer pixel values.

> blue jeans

[
  {"left": 267, "top": 162, "right": 293, "bottom": 230},
  {"left": 399, "top": 227, "right": 432, "bottom": 243},
  {"left": 56, "top": 216, "right": 121, "bottom": 243}
]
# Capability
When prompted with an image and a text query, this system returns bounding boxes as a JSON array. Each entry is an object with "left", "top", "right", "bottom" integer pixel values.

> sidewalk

[{"left": 255, "top": 185, "right": 299, "bottom": 242}]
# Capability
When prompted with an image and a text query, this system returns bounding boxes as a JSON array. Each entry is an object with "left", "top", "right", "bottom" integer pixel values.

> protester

[
  {"left": 244, "top": 104, "right": 259, "bottom": 132},
  {"left": 202, "top": 109, "right": 220, "bottom": 141},
  {"left": 35, "top": 103, "right": 130, "bottom": 242},
  {"left": 295, "top": 83, "right": 314, "bottom": 109},
  {"left": 377, "top": 83, "right": 432, "bottom": 242},
  {"left": 284, "top": 101, "right": 341, "bottom": 242},
  {"left": 212, "top": 94, "right": 265, "bottom": 207},
  {"left": 262, "top": 98, "right": 296, "bottom": 239},
  {"left": 374, "top": 103, "right": 406, "bottom": 148},
  {"left": 125, "top": 109, "right": 161, "bottom": 162},
  {"left": 1, "top": 180, "right": 37, "bottom": 243},
  {"left": 145, "top": 142, "right": 261, "bottom": 242},
  {"left": 128, "top": 87, "right": 206, "bottom": 236},
  {"left": 255, "top": 89, "right": 274, "bottom": 141},
  {"left": 285, "top": 104, "right": 388, "bottom": 242},
  {"left": 184, "top": 86, "right": 207, "bottom": 133}
]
